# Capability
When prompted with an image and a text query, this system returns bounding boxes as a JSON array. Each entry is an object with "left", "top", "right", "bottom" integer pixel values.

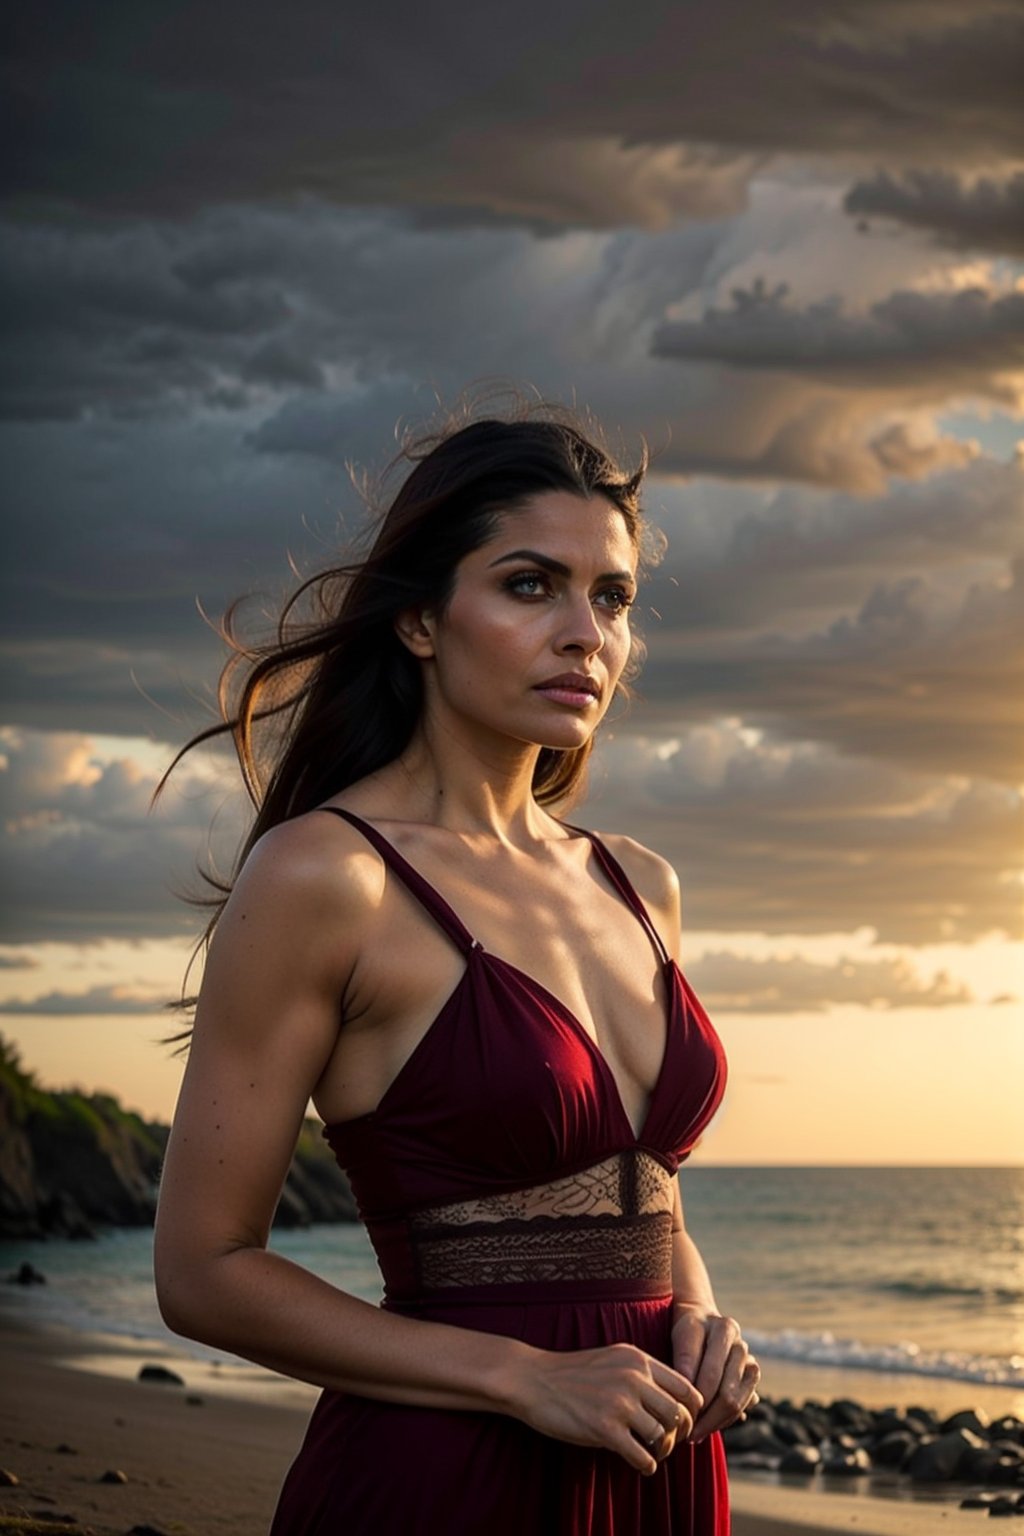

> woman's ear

[{"left": 394, "top": 608, "right": 436, "bottom": 659}]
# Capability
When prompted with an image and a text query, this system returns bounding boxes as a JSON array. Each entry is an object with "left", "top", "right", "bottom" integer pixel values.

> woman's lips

[{"left": 533, "top": 675, "right": 601, "bottom": 708}]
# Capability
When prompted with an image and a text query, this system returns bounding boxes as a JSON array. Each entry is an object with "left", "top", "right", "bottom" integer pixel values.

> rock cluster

[{"left": 723, "top": 1396, "right": 1024, "bottom": 1513}]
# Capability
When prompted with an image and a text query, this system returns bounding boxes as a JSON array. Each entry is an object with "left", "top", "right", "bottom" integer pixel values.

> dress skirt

[{"left": 270, "top": 1294, "right": 729, "bottom": 1535}]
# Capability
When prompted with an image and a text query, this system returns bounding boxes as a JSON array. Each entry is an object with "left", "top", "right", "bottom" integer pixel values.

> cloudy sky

[{"left": 2, "top": 0, "right": 1021, "bottom": 1162}]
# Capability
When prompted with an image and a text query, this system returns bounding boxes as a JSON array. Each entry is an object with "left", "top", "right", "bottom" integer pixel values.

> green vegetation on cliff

[{"left": 0, "top": 1036, "right": 356, "bottom": 1239}]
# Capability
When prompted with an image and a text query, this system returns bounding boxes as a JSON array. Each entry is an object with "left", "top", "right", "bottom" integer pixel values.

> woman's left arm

[{"left": 669, "top": 1182, "right": 760, "bottom": 1441}]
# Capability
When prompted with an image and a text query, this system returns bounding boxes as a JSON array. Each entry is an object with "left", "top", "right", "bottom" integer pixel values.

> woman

[{"left": 154, "top": 400, "right": 759, "bottom": 1535}]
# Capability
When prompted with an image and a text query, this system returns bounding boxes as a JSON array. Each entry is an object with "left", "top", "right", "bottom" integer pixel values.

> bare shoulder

[
  {"left": 592, "top": 831, "right": 682, "bottom": 953},
  {"left": 595, "top": 831, "right": 680, "bottom": 902},
  {"left": 229, "top": 808, "right": 386, "bottom": 922},
  {"left": 204, "top": 807, "right": 390, "bottom": 1000}
]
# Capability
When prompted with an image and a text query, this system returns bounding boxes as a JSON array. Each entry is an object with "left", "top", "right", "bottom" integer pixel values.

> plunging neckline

[
  {"left": 479, "top": 948, "right": 676, "bottom": 1144},
  {"left": 316, "top": 806, "right": 675, "bottom": 1145}
]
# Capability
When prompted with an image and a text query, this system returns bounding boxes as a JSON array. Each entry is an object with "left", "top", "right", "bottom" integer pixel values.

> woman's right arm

[{"left": 153, "top": 816, "right": 701, "bottom": 1472}]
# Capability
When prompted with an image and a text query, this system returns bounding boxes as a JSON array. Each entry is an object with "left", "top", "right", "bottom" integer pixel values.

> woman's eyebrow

[{"left": 488, "top": 548, "right": 635, "bottom": 584}]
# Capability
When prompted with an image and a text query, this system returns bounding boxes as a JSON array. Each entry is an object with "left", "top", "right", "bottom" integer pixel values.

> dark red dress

[{"left": 270, "top": 810, "right": 729, "bottom": 1535}]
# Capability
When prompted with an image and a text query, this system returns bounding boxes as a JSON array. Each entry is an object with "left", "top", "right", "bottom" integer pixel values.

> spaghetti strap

[
  {"left": 315, "top": 807, "right": 478, "bottom": 957},
  {"left": 566, "top": 825, "right": 672, "bottom": 967}
]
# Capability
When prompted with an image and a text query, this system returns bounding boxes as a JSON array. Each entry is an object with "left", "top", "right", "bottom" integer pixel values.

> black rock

[
  {"left": 801, "top": 1413, "right": 830, "bottom": 1445},
  {"left": 6, "top": 1260, "right": 46, "bottom": 1285},
  {"left": 987, "top": 1493, "right": 1024, "bottom": 1516},
  {"left": 943, "top": 1407, "right": 991, "bottom": 1436},
  {"left": 828, "top": 1399, "right": 874, "bottom": 1436},
  {"left": 992, "top": 1418, "right": 1024, "bottom": 1445},
  {"left": 0, "top": 1468, "right": 19, "bottom": 1486},
  {"left": 779, "top": 1445, "right": 821, "bottom": 1475},
  {"left": 991, "top": 1456, "right": 1024, "bottom": 1486},
  {"left": 872, "top": 1410, "right": 916, "bottom": 1439},
  {"left": 822, "top": 1447, "right": 871, "bottom": 1476},
  {"left": 721, "top": 1420, "right": 787, "bottom": 1456},
  {"left": 831, "top": 1432, "right": 860, "bottom": 1452},
  {"left": 872, "top": 1430, "right": 918, "bottom": 1468},
  {"left": 38, "top": 1190, "right": 96, "bottom": 1241},
  {"left": 907, "top": 1428, "right": 986, "bottom": 1482},
  {"left": 54, "top": 1443, "right": 77, "bottom": 1455},
  {"left": 138, "top": 1363, "right": 184, "bottom": 1385},
  {"left": 99, "top": 1467, "right": 128, "bottom": 1484},
  {"left": 729, "top": 1452, "right": 779, "bottom": 1472},
  {"left": 773, "top": 1416, "right": 812, "bottom": 1447},
  {"left": 961, "top": 1492, "right": 999, "bottom": 1508},
  {"left": 961, "top": 1445, "right": 1002, "bottom": 1482},
  {"left": 128, "top": 1526, "right": 172, "bottom": 1535},
  {"left": 906, "top": 1405, "right": 939, "bottom": 1432}
]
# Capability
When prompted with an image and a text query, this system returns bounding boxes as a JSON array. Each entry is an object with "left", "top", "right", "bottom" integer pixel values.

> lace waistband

[{"left": 370, "top": 1150, "right": 677, "bottom": 1307}]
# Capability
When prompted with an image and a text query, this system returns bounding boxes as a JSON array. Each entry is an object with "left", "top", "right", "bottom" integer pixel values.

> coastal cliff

[{"left": 0, "top": 1037, "right": 357, "bottom": 1239}]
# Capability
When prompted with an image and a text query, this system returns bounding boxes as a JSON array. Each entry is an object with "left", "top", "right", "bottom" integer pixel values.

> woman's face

[{"left": 408, "top": 490, "right": 639, "bottom": 753}]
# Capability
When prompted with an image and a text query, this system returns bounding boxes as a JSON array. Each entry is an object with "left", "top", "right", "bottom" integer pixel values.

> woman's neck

[{"left": 360, "top": 725, "right": 554, "bottom": 845}]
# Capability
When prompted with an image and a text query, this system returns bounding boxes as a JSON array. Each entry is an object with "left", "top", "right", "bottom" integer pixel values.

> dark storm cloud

[
  {"left": 585, "top": 729, "right": 1022, "bottom": 943},
  {"left": 6, "top": 2, "right": 1021, "bottom": 225},
  {"left": 641, "top": 553, "right": 1024, "bottom": 786},
  {"left": 844, "top": 170, "right": 1024, "bottom": 256},
  {"left": 651, "top": 281, "right": 1024, "bottom": 395},
  {"left": 0, "top": 205, "right": 721, "bottom": 425},
  {"left": 646, "top": 454, "right": 1023, "bottom": 631},
  {"left": 687, "top": 950, "right": 973, "bottom": 1013},
  {"left": 0, "top": 211, "right": 316, "bottom": 421},
  {"left": 0, "top": 198, "right": 1005, "bottom": 512}
]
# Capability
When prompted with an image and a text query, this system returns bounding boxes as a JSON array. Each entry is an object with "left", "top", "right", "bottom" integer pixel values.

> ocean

[{"left": 3, "top": 1165, "right": 1022, "bottom": 1411}]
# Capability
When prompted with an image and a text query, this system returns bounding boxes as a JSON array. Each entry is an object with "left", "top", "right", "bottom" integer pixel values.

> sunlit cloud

[
  {"left": 688, "top": 949, "right": 973, "bottom": 1013},
  {"left": 0, "top": 983, "right": 165, "bottom": 1015}
]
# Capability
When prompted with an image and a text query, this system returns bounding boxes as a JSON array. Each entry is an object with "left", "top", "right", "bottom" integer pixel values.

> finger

[
  {"left": 642, "top": 1387, "right": 692, "bottom": 1440},
  {"left": 609, "top": 1421, "right": 661, "bottom": 1476},
  {"left": 648, "top": 1359, "right": 704, "bottom": 1423},
  {"left": 693, "top": 1355, "right": 761, "bottom": 1442},
  {"left": 692, "top": 1346, "right": 750, "bottom": 1439},
  {"left": 692, "top": 1318, "right": 741, "bottom": 1405},
  {"left": 671, "top": 1312, "right": 709, "bottom": 1383},
  {"left": 631, "top": 1407, "right": 671, "bottom": 1448},
  {"left": 636, "top": 1411, "right": 681, "bottom": 1464}
]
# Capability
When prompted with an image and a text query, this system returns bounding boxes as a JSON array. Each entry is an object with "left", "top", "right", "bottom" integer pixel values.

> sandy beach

[{"left": 0, "top": 1319, "right": 1002, "bottom": 1536}]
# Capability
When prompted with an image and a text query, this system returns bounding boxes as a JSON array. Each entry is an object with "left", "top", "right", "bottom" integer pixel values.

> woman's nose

[{"left": 557, "top": 596, "right": 604, "bottom": 655}]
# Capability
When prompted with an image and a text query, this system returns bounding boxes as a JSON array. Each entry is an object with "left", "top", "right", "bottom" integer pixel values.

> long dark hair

[{"left": 156, "top": 393, "right": 650, "bottom": 1002}]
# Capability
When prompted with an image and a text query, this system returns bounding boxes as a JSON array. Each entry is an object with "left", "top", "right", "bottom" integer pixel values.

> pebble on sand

[{"left": 137, "top": 1364, "right": 184, "bottom": 1386}]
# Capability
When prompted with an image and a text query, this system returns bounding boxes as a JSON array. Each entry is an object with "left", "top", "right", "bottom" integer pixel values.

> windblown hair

[{"left": 156, "top": 392, "right": 650, "bottom": 1009}]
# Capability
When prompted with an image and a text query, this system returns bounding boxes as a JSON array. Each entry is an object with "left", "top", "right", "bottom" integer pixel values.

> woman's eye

[
  {"left": 596, "top": 586, "right": 634, "bottom": 613},
  {"left": 504, "top": 571, "right": 549, "bottom": 597}
]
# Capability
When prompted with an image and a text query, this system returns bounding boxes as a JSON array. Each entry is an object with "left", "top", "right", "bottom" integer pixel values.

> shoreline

[{"left": 1, "top": 1319, "right": 1014, "bottom": 1535}]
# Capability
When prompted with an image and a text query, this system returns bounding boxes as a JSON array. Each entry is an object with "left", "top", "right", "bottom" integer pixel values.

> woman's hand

[
  {"left": 671, "top": 1305, "right": 760, "bottom": 1443},
  {"left": 507, "top": 1342, "right": 704, "bottom": 1475}
]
